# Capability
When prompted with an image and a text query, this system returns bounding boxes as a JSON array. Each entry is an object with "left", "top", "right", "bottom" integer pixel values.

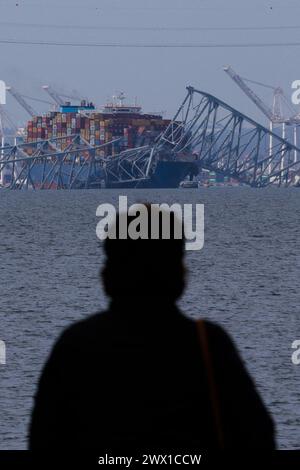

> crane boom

[
  {"left": 42, "top": 85, "right": 64, "bottom": 106},
  {"left": 42, "top": 86, "right": 87, "bottom": 105},
  {"left": 22, "top": 95, "right": 53, "bottom": 105},
  {"left": 0, "top": 104, "right": 18, "bottom": 134},
  {"left": 223, "top": 65, "right": 276, "bottom": 121},
  {"left": 6, "top": 86, "right": 37, "bottom": 117}
]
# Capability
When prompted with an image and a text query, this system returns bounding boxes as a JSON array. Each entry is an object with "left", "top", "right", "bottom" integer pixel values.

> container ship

[
  {"left": 23, "top": 93, "right": 196, "bottom": 188},
  {"left": 25, "top": 93, "right": 171, "bottom": 154}
]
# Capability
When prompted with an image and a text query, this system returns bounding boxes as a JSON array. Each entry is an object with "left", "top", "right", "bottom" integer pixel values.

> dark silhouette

[{"left": 29, "top": 208, "right": 275, "bottom": 450}]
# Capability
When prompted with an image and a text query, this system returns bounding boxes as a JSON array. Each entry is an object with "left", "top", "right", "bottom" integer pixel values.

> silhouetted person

[{"left": 29, "top": 207, "right": 275, "bottom": 450}]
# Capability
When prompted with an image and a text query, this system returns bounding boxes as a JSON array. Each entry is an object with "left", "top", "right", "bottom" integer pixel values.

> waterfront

[{"left": 0, "top": 187, "right": 300, "bottom": 449}]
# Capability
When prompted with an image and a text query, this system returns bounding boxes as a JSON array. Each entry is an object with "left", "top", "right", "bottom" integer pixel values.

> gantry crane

[
  {"left": 6, "top": 86, "right": 37, "bottom": 117},
  {"left": 42, "top": 85, "right": 64, "bottom": 106},
  {"left": 0, "top": 105, "right": 18, "bottom": 139},
  {"left": 42, "top": 85, "right": 87, "bottom": 106},
  {"left": 0, "top": 102, "right": 20, "bottom": 186},
  {"left": 223, "top": 65, "right": 286, "bottom": 124},
  {"left": 6, "top": 86, "right": 54, "bottom": 117},
  {"left": 224, "top": 65, "right": 299, "bottom": 166}
]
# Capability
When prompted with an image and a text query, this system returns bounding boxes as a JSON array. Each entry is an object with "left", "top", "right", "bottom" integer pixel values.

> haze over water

[{"left": 0, "top": 187, "right": 299, "bottom": 449}]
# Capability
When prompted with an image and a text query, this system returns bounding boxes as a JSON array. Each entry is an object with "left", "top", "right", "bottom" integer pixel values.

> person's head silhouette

[{"left": 102, "top": 205, "right": 185, "bottom": 302}]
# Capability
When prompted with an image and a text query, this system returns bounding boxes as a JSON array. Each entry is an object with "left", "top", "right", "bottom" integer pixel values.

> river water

[{"left": 0, "top": 187, "right": 299, "bottom": 449}]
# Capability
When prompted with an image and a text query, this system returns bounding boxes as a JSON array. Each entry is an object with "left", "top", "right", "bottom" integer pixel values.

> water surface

[{"left": 0, "top": 187, "right": 299, "bottom": 449}]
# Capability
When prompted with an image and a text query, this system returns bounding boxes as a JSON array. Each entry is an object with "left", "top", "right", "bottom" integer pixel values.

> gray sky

[{"left": 1, "top": 0, "right": 300, "bottom": 126}]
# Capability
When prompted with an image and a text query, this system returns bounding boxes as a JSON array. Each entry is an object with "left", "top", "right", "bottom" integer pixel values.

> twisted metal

[{"left": 1, "top": 87, "right": 300, "bottom": 189}]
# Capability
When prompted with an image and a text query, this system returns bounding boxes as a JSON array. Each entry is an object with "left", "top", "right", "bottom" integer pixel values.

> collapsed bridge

[{"left": 1, "top": 87, "right": 300, "bottom": 189}]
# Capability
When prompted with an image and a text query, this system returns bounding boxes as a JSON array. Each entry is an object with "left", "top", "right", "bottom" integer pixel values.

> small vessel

[{"left": 179, "top": 180, "right": 199, "bottom": 189}]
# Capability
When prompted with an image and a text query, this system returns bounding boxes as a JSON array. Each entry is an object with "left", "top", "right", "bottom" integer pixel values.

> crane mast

[{"left": 223, "top": 65, "right": 300, "bottom": 168}]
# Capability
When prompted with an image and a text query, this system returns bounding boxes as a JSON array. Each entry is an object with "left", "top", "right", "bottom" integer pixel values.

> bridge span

[{"left": 1, "top": 87, "right": 300, "bottom": 189}]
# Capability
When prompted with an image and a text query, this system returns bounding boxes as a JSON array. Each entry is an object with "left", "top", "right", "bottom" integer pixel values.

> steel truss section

[
  {"left": 104, "top": 146, "right": 155, "bottom": 186},
  {"left": 2, "top": 87, "right": 300, "bottom": 189},
  {"left": 103, "top": 87, "right": 300, "bottom": 187},
  {"left": 0, "top": 135, "right": 118, "bottom": 189},
  {"left": 160, "top": 87, "right": 300, "bottom": 187}
]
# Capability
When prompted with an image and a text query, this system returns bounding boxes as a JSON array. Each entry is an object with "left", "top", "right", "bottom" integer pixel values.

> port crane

[
  {"left": 42, "top": 85, "right": 87, "bottom": 106},
  {"left": 7, "top": 84, "right": 91, "bottom": 124},
  {"left": 0, "top": 103, "right": 20, "bottom": 186},
  {"left": 6, "top": 85, "right": 55, "bottom": 118},
  {"left": 0, "top": 105, "right": 18, "bottom": 138},
  {"left": 224, "top": 65, "right": 299, "bottom": 169},
  {"left": 223, "top": 65, "right": 286, "bottom": 124},
  {"left": 42, "top": 85, "right": 64, "bottom": 106},
  {"left": 6, "top": 86, "right": 37, "bottom": 117}
]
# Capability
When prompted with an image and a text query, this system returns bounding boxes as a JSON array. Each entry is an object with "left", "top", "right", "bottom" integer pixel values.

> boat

[
  {"left": 19, "top": 93, "right": 198, "bottom": 188},
  {"left": 179, "top": 180, "right": 199, "bottom": 189}
]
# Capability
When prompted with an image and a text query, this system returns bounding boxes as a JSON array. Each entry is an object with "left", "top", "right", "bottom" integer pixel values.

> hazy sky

[{"left": 1, "top": 0, "right": 300, "bottom": 126}]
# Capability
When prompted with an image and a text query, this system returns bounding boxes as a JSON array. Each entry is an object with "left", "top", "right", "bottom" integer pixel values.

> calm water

[{"left": 0, "top": 187, "right": 300, "bottom": 449}]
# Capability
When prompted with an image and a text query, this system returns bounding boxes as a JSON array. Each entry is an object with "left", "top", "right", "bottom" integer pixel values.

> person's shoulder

[
  {"left": 201, "top": 319, "right": 229, "bottom": 336},
  {"left": 55, "top": 311, "right": 112, "bottom": 349},
  {"left": 199, "top": 319, "right": 238, "bottom": 351}
]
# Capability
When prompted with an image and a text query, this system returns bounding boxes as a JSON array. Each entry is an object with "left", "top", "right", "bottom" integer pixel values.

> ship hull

[
  {"left": 106, "top": 161, "right": 197, "bottom": 189},
  {"left": 7, "top": 160, "right": 197, "bottom": 190}
]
